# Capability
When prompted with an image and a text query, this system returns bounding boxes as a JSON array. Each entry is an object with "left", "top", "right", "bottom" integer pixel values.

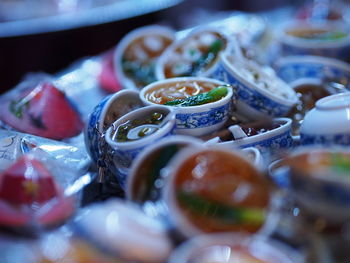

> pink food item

[
  {"left": 98, "top": 51, "right": 122, "bottom": 93},
  {"left": 0, "top": 155, "right": 75, "bottom": 228},
  {"left": 0, "top": 82, "right": 84, "bottom": 140}
]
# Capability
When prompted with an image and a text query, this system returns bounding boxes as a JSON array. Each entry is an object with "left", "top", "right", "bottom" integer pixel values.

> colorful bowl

[{"left": 139, "top": 77, "right": 233, "bottom": 136}]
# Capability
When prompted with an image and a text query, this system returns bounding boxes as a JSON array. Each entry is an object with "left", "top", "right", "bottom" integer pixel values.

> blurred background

[{"left": 0, "top": 0, "right": 313, "bottom": 92}]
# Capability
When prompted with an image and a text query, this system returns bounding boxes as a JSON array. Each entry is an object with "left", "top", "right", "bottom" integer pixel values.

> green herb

[
  {"left": 331, "top": 153, "right": 350, "bottom": 175},
  {"left": 165, "top": 85, "right": 229, "bottom": 107},
  {"left": 177, "top": 191, "right": 265, "bottom": 225},
  {"left": 299, "top": 31, "right": 347, "bottom": 40},
  {"left": 122, "top": 59, "right": 157, "bottom": 88},
  {"left": 9, "top": 100, "right": 29, "bottom": 119}
]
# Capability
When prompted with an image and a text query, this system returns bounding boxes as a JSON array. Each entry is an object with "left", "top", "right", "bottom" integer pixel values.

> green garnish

[
  {"left": 331, "top": 153, "right": 350, "bottom": 175},
  {"left": 177, "top": 191, "right": 265, "bottom": 225},
  {"left": 122, "top": 59, "right": 157, "bottom": 88},
  {"left": 299, "top": 31, "right": 347, "bottom": 40},
  {"left": 164, "top": 85, "right": 229, "bottom": 107},
  {"left": 9, "top": 100, "right": 29, "bottom": 119}
]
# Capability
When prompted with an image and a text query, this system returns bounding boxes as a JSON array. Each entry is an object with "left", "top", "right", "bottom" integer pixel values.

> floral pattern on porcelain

[
  {"left": 276, "top": 62, "right": 350, "bottom": 84},
  {"left": 85, "top": 95, "right": 111, "bottom": 163},
  {"left": 175, "top": 104, "right": 230, "bottom": 130},
  {"left": 211, "top": 63, "right": 291, "bottom": 117},
  {"left": 237, "top": 130, "right": 294, "bottom": 159},
  {"left": 300, "top": 133, "right": 350, "bottom": 146}
]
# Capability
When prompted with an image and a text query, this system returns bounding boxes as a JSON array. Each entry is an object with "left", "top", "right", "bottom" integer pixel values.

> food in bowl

[
  {"left": 157, "top": 29, "right": 228, "bottom": 79},
  {"left": 166, "top": 148, "right": 270, "bottom": 235},
  {"left": 286, "top": 28, "right": 347, "bottom": 41},
  {"left": 143, "top": 79, "right": 228, "bottom": 105},
  {"left": 115, "top": 25, "right": 175, "bottom": 89}
]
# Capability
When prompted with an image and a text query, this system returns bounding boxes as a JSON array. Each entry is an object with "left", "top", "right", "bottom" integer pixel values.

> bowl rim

[
  {"left": 275, "top": 55, "right": 350, "bottom": 74},
  {"left": 139, "top": 76, "right": 233, "bottom": 110},
  {"left": 316, "top": 92, "right": 350, "bottom": 110},
  {"left": 155, "top": 25, "right": 238, "bottom": 80},
  {"left": 220, "top": 54, "right": 299, "bottom": 106},
  {"left": 104, "top": 105, "right": 175, "bottom": 149},
  {"left": 114, "top": 24, "right": 176, "bottom": 90},
  {"left": 162, "top": 145, "right": 266, "bottom": 238},
  {"left": 278, "top": 21, "right": 350, "bottom": 49},
  {"left": 126, "top": 135, "right": 203, "bottom": 201}
]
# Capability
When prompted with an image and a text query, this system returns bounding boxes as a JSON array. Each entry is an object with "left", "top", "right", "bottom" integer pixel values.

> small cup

[
  {"left": 300, "top": 92, "right": 350, "bottom": 146},
  {"left": 114, "top": 25, "right": 175, "bottom": 90},
  {"left": 163, "top": 146, "right": 271, "bottom": 238},
  {"left": 139, "top": 77, "right": 233, "bottom": 136},
  {"left": 168, "top": 233, "right": 304, "bottom": 263},
  {"left": 84, "top": 89, "right": 143, "bottom": 164},
  {"left": 211, "top": 53, "right": 298, "bottom": 120},
  {"left": 277, "top": 22, "right": 350, "bottom": 61},
  {"left": 274, "top": 55, "right": 350, "bottom": 85},
  {"left": 216, "top": 118, "right": 294, "bottom": 161},
  {"left": 155, "top": 26, "right": 238, "bottom": 80},
  {"left": 105, "top": 105, "right": 176, "bottom": 188}
]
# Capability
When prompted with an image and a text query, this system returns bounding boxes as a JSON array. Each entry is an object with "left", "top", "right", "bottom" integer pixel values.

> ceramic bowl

[
  {"left": 211, "top": 53, "right": 299, "bottom": 120},
  {"left": 274, "top": 55, "right": 350, "bottom": 85},
  {"left": 168, "top": 233, "right": 304, "bottom": 263},
  {"left": 300, "top": 92, "right": 350, "bottom": 146},
  {"left": 114, "top": 25, "right": 175, "bottom": 90},
  {"left": 84, "top": 89, "right": 143, "bottom": 164},
  {"left": 105, "top": 105, "right": 176, "bottom": 188},
  {"left": 163, "top": 145, "right": 271, "bottom": 238},
  {"left": 126, "top": 135, "right": 203, "bottom": 205},
  {"left": 284, "top": 147, "right": 350, "bottom": 224},
  {"left": 139, "top": 77, "right": 233, "bottom": 136},
  {"left": 74, "top": 198, "right": 172, "bottom": 263},
  {"left": 277, "top": 22, "right": 350, "bottom": 60},
  {"left": 215, "top": 117, "right": 294, "bottom": 161},
  {"left": 155, "top": 26, "right": 239, "bottom": 79}
]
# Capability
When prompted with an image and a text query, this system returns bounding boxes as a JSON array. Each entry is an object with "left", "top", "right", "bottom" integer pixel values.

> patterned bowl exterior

[
  {"left": 211, "top": 59, "right": 296, "bottom": 119},
  {"left": 275, "top": 56, "right": 350, "bottom": 84},
  {"left": 84, "top": 95, "right": 111, "bottom": 164},
  {"left": 300, "top": 133, "right": 350, "bottom": 146}
]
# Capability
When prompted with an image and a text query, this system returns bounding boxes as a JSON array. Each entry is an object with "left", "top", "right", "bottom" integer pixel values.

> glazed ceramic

[
  {"left": 105, "top": 105, "right": 176, "bottom": 188},
  {"left": 300, "top": 92, "right": 350, "bottom": 146},
  {"left": 114, "top": 25, "right": 176, "bottom": 90},
  {"left": 275, "top": 55, "right": 350, "bottom": 85},
  {"left": 211, "top": 53, "right": 298, "bottom": 120},
  {"left": 84, "top": 89, "right": 143, "bottom": 164},
  {"left": 278, "top": 22, "right": 350, "bottom": 60},
  {"left": 139, "top": 77, "right": 233, "bottom": 136}
]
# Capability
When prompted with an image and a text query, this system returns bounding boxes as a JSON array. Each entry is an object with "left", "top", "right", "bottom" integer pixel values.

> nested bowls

[
  {"left": 163, "top": 146, "right": 272, "bottom": 238},
  {"left": 212, "top": 54, "right": 299, "bottom": 120},
  {"left": 140, "top": 77, "right": 233, "bottom": 136},
  {"left": 105, "top": 105, "right": 176, "bottom": 188}
]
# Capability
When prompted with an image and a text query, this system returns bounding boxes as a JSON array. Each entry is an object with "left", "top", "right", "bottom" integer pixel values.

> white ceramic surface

[
  {"left": 300, "top": 92, "right": 350, "bottom": 145},
  {"left": 139, "top": 77, "right": 233, "bottom": 136},
  {"left": 114, "top": 25, "right": 176, "bottom": 90}
]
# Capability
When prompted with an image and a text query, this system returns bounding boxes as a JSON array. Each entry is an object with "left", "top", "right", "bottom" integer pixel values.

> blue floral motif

[
  {"left": 175, "top": 103, "right": 230, "bottom": 129},
  {"left": 238, "top": 130, "right": 294, "bottom": 158},
  {"left": 276, "top": 62, "right": 350, "bottom": 84},
  {"left": 85, "top": 95, "right": 111, "bottom": 163},
  {"left": 211, "top": 63, "right": 291, "bottom": 117},
  {"left": 301, "top": 133, "right": 350, "bottom": 146}
]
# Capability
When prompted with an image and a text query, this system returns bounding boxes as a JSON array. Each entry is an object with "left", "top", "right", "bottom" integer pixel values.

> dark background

[{"left": 0, "top": 0, "right": 300, "bottom": 92}]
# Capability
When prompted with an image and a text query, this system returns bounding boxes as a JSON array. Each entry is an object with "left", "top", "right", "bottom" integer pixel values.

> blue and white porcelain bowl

[
  {"left": 104, "top": 105, "right": 176, "bottom": 188},
  {"left": 211, "top": 54, "right": 299, "bottom": 120},
  {"left": 216, "top": 117, "right": 294, "bottom": 161},
  {"left": 274, "top": 55, "right": 350, "bottom": 85},
  {"left": 84, "top": 89, "right": 143, "bottom": 164},
  {"left": 139, "top": 77, "right": 233, "bottom": 137},
  {"left": 277, "top": 22, "right": 350, "bottom": 61},
  {"left": 300, "top": 92, "right": 350, "bottom": 146}
]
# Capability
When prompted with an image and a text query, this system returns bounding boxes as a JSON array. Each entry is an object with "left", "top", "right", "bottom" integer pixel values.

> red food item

[
  {"left": 98, "top": 51, "right": 122, "bottom": 93},
  {"left": 0, "top": 155, "right": 76, "bottom": 227},
  {"left": 0, "top": 156, "right": 57, "bottom": 204},
  {"left": 0, "top": 82, "right": 84, "bottom": 140}
]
